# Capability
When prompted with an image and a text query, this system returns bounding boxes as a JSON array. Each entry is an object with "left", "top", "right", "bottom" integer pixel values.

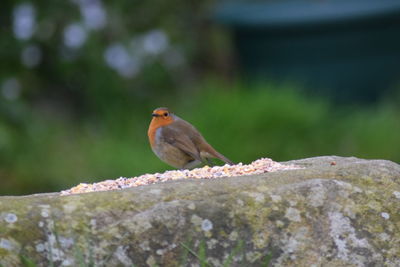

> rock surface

[{"left": 1, "top": 156, "right": 400, "bottom": 266}]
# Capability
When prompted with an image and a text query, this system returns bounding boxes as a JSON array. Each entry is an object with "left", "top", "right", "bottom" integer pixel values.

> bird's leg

[{"left": 206, "top": 158, "right": 214, "bottom": 167}]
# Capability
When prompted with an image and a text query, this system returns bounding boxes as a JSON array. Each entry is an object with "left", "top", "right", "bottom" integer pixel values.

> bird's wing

[
  {"left": 161, "top": 122, "right": 203, "bottom": 162},
  {"left": 175, "top": 118, "right": 235, "bottom": 165}
]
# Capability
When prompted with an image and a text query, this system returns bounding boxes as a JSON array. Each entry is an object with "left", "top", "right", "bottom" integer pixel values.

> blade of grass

[
  {"left": 47, "top": 238, "right": 55, "bottom": 267},
  {"left": 19, "top": 255, "right": 37, "bottom": 267},
  {"left": 180, "top": 242, "right": 210, "bottom": 267},
  {"left": 179, "top": 238, "right": 192, "bottom": 266},
  {"left": 87, "top": 236, "right": 94, "bottom": 267},
  {"left": 261, "top": 252, "right": 273, "bottom": 267},
  {"left": 73, "top": 243, "right": 87, "bottom": 267},
  {"left": 198, "top": 240, "right": 207, "bottom": 267},
  {"left": 222, "top": 240, "right": 244, "bottom": 267}
]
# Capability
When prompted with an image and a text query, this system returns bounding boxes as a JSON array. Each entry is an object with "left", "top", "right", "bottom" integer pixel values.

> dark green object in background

[{"left": 215, "top": 0, "right": 400, "bottom": 102}]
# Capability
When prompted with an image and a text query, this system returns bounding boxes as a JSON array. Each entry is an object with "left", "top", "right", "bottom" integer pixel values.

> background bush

[
  {"left": 2, "top": 80, "right": 400, "bottom": 195},
  {"left": 1, "top": 1, "right": 399, "bottom": 195}
]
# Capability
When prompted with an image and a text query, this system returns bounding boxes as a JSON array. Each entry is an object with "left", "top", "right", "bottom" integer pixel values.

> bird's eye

[{"left": 163, "top": 112, "right": 168, "bottom": 116}]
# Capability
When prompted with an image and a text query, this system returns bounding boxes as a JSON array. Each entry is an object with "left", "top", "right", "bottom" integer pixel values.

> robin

[{"left": 148, "top": 107, "right": 234, "bottom": 169}]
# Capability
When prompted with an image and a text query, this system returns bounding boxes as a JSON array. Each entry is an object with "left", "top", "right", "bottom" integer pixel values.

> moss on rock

[{"left": 1, "top": 156, "right": 400, "bottom": 266}]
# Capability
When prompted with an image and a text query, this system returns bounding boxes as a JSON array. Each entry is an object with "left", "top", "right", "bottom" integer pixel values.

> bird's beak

[{"left": 152, "top": 113, "right": 159, "bottom": 117}]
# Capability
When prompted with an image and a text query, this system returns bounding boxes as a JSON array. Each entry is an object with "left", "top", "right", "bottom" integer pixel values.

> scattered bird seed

[{"left": 60, "top": 158, "right": 302, "bottom": 195}]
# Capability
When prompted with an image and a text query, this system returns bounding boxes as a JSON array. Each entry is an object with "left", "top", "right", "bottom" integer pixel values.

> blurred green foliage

[
  {"left": 1, "top": 1, "right": 400, "bottom": 195},
  {"left": 0, "top": 0, "right": 221, "bottom": 115},
  {"left": 0, "top": 0, "right": 225, "bottom": 195},
  {"left": 2, "top": 80, "right": 400, "bottom": 195}
]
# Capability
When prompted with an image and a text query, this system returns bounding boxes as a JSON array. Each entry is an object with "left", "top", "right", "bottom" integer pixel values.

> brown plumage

[{"left": 148, "top": 107, "right": 233, "bottom": 169}]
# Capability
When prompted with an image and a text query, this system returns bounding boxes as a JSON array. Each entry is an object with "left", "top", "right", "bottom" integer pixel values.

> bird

[{"left": 148, "top": 107, "right": 234, "bottom": 169}]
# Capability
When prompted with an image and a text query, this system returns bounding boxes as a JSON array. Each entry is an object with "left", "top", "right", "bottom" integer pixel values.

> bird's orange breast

[{"left": 148, "top": 117, "right": 174, "bottom": 147}]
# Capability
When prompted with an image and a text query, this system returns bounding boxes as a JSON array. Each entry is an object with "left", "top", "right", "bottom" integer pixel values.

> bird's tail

[
  {"left": 214, "top": 151, "right": 234, "bottom": 165},
  {"left": 201, "top": 143, "right": 234, "bottom": 165}
]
